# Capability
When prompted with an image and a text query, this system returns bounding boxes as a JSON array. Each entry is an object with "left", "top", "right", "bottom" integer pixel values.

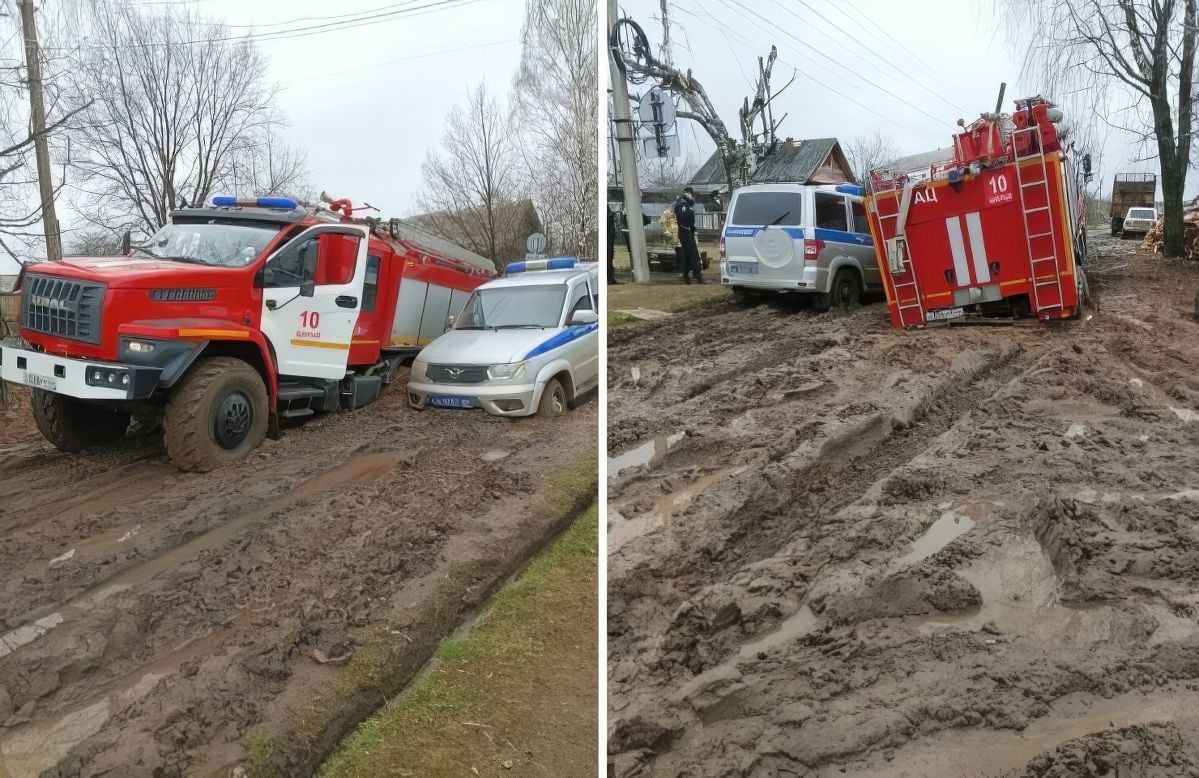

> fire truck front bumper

[{"left": 0, "top": 346, "right": 162, "bottom": 401}]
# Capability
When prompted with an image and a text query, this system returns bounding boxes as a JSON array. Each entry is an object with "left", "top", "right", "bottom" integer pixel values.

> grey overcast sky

[
  {"left": 615, "top": 0, "right": 1196, "bottom": 199},
  {"left": 131, "top": 0, "right": 525, "bottom": 216}
]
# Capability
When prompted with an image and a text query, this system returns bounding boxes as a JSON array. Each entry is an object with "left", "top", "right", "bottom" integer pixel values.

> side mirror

[
  {"left": 121, "top": 230, "right": 131, "bottom": 256},
  {"left": 568, "top": 309, "right": 599, "bottom": 326},
  {"left": 299, "top": 279, "right": 315, "bottom": 298},
  {"left": 446, "top": 314, "right": 456, "bottom": 329}
]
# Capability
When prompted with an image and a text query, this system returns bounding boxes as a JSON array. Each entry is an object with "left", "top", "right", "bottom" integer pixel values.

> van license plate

[
  {"left": 24, "top": 371, "right": 57, "bottom": 391},
  {"left": 927, "top": 307, "right": 965, "bottom": 322},
  {"left": 727, "top": 262, "right": 758, "bottom": 275},
  {"left": 429, "top": 395, "right": 477, "bottom": 409}
]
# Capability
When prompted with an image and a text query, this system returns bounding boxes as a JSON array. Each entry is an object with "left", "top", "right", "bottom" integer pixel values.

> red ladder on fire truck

[
  {"left": 1013, "top": 123, "right": 1065, "bottom": 314},
  {"left": 879, "top": 184, "right": 926, "bottom": 327}
]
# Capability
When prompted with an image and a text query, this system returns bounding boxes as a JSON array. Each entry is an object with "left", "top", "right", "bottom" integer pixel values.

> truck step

[
  {"left": 279, "top": 407, "right": 315, "bottom": 419},
  {"left": 277, "top": 383, "right": 326, "bottom": 402}
]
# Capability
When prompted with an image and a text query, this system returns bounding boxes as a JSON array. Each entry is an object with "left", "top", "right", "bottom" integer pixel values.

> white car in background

[
  {"left": 407, "top": 258, "right": 599, "bottom": 417},
  {"left": 1120, "top": 206, "right": 1157, "bottom": 238}
]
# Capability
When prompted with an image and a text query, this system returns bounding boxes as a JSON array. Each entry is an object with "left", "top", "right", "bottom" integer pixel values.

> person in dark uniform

[
  {"left": 673, "top": 186, "right": 703, "bottom": 284},
  {"left": 606, "top": 206, "right": 620, "bottom": 284}
]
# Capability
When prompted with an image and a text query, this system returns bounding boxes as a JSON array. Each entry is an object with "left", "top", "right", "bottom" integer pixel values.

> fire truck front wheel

[
  {"left": 30, "top": 390, "right": 130, "bottom": 453},
  {"left": 164, "top": 357, "right": 268, "bottom": 472}
]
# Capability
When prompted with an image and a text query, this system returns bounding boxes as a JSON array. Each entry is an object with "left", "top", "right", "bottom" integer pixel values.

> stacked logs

[{"left": 1142, "top": 208, "right": 1199, "bottom": 260}]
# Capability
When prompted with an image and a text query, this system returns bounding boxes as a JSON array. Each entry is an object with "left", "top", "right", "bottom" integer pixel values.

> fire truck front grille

[
  {"left": 21, "top": 275, "right": 105, "bottom": 344},
  {"left": 428, "top": 364, "right": 489, "bottom": 384}
]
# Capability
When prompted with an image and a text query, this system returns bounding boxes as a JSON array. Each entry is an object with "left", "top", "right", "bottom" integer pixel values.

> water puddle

[
  {"left": 0, "top": 613, "right": 64, "bottom": 659},
  {"left": 835, "top": 690, "right": 1199, "bottom": 778},
  {"left": 293, "top": 450, "right": 407, "bottom": 496},
  {"left": 891, "top": 509, "right": 976, "bottom": 570},
  {"left": 608, "top": 432, "right": 685, "bottom": 481},
  {"left": 738, "top": 605, "right": 819, "bottom": 658},
  {"left": 0, "top": 670, "right": 164, "bottom": 778},
  {"left": 609, "top": 467, "right": 744, "bottom": 554},
  {"left": 920, "top": 533, "right": 1114, "bottom": 644},
  {"left": 1169, "top": 406, "right": 1199, "bottom": 423}
]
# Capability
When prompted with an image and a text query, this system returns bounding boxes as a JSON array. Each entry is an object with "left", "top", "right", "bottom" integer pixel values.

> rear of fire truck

[{"left": 865, "top": 96, "right": 1091, "bottom": 327}]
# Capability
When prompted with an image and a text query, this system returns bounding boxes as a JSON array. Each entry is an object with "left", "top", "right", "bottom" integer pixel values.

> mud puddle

[
  {"left": 608, "top": 432, "right": 685, "bottom": 482},
  {"left": 609, "top": 466, "right": 744, "bottom": 554},
  {"left": 920, "top": 532, "right": 1116, "bottom": 644},
  {"left": 834, "top": 689, "right": 1199, "bottom": 777},
  {"left": 890, "top": 509, "right": 977, "bottom": 570}
]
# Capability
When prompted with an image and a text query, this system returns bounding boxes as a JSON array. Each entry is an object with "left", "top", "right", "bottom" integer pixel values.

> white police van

[
  {"left": 720, "top": 183, "right": 881, "bottom": 310},
  {"left": 407, "top": 258, "right": 599, "bottom": 417}
]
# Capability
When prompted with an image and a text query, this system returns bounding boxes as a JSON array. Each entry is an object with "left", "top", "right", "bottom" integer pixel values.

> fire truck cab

[
  {"left": 0, "top": 195, "right": 495, "bottom": 471},
  {"left": 865, "top": 96, "right": 1090, "bottom": 327}
]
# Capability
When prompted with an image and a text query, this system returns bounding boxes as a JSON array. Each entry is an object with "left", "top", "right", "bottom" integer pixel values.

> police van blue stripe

[
  {"left": 524, "top": 322, "right": 599, "bottom": 360},
  {"left": 723, "top": 225, "right": 872, "bottom": 246}
]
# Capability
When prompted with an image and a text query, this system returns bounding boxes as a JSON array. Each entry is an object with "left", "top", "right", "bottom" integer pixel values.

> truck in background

[
  {"left": 0, "top": 194, "right": 495, "bottom": 471},
  {"left": 1110, "top": 173, "right": 1157, "bottom": 237}
]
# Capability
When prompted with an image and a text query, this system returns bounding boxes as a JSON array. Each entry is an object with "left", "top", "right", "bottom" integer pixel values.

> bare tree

[
  {"left": 0, "top": 0, "right": 88, "bottom": 260},
  {"left": 65, "top": 3, "right": 280, "bottom": 238},
  {"left": 1005, "top": 0, "right": 1196, "bottom": 256},
  {"left": 229, "top": 129, "right": 312, "bottom": 200},
  {"left": 512, "top": 0, "right": 598, "bottom": 262},
  {"left": 611, "top": 17, "right": 792, "bottom": 194},
  {"left": 65, "top": 228, "right": 121, "bottom": 257},
  {"left": 844, "top": 131, "right": 899, "bottom": 184},
  {"left": 415, "top": 82, "right": 524, "bottom": 263},
  {"left": 639, "top": 152, "right": 699, "bottom": 189}
]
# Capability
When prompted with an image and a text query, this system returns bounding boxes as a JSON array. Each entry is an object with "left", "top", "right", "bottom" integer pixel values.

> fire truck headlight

[
  {"left": 488, "top": 362, "right": 526, "bottom": 380},
  {"left": 410, "top": 359, "right": 428, "bottom": 381},
  {"left": 85, "top": 366, "right": 130, "bottom": 389},
  {"left": 127, "top": 340, "right": 155, "bottom": 354}
]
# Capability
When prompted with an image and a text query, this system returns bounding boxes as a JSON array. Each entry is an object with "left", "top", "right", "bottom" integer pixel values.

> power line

[
  {"left": 280, "top": 38, "right": 519, "bottom": 87},
  {"left": 220, "top": 1, "right": 422, "bottom": 29},
  {"left": 840, "top": 0, "right": 977, "bottom": 107},
  {"left": 784, "top": 0, "right": 967, "bottom": 115},
  {"left": 51, "top": 0, "right": 487, "bottom": 51},
  {"left": 739, "top": 0, "right": 951, "bottom": 129},
  {"left": 698, "top": 0, "right": 948, "bottom": 139}
]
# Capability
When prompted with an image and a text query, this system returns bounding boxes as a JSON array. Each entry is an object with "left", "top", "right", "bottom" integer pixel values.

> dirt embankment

[
  {"left": 607, "top": 231, "right": 1199, "bottom": 777},
  {"left": 0, "top": 373, "right": 596, "bottom": 776}
]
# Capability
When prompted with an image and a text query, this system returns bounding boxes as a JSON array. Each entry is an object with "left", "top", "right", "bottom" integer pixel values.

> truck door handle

[{"left": 335, "top": 295, "right": 358, "bottom": 308}]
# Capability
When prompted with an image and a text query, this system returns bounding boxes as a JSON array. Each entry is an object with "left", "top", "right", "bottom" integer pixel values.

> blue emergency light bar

[
  {"left": 835, "top": 183, "right": 864, "bottom": 197},
  {"left": 211, "top": 196, "right": 300, "bottom": 210},
  {"left": 505, "top": 257, "right": 578, "bottom": 275}
]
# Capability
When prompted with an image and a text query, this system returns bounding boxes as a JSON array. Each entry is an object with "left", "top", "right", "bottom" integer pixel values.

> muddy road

[
  {"left": 607, "top": 230, "right": 1199, "bottom": 776},
  {"left": 0, "top": 373, "right": 595, "bottom": 776}
]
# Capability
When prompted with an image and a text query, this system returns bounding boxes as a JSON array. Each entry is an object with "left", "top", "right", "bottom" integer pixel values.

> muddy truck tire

[
  {"left": 164, "top": 356, "right": 269, "bottom": 472},
  {"left": 30, "top": 389, "right": 130, "bottom": 452},
  {"left": 537, "top": 377, "right": 567, "bottom": 418}
]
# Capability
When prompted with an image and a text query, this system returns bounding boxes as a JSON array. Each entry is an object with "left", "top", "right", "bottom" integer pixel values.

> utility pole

[
  {"left": 19, "top": 0, "right": 62, "bottom": 261},
  {"left": 608, "top": 0, "right": 649, "bottom": 282},
  {"left": 660, "top": 0, "right": 673, "bottom": 69}
]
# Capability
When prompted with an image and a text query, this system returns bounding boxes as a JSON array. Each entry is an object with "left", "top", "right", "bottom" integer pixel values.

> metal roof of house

[{"left": 690, "top": 138, "right": 849, "bottom": 188}]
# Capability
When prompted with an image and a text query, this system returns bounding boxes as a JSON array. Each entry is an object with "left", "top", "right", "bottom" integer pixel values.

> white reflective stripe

[
  {"left": 965, "top": 211, "right": 991, "bottom": 284},
  {"left": 944, "top": 216, "right": 970, "bottom": 285}
]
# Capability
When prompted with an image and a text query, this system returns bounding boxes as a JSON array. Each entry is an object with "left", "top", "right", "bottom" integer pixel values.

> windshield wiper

[
  {"left": 762, "top": 210, "right": 791, "bottom": 230},
  {"left": 131, "top": 245, "right": 208, "bottom": 265},
  {"left": 493, "top": 324, "right": 545, "bottom": 329},
  {"left": 455, "top": 325, "right": 491, "bottom": 330}
]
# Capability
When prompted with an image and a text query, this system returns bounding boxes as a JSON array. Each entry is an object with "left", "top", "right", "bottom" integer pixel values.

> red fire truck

[
  {"left": 865, "top": 95, "right": 1090, "bottom": 327},
  {"left": 0, "top": 194, "right": 495, "bottom": 471}
]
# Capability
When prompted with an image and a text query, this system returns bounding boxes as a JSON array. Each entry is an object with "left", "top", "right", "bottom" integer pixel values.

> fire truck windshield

[
  {"left": 135, "top": 222, "right": 281, "bottom": 268},
  {"left": 456, "top": 285, "right": 566, "bottom": 330}
]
